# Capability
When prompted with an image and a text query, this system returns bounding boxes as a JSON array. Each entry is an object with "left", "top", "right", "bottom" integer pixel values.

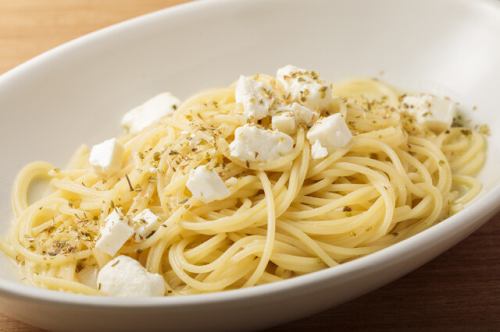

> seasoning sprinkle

[{"left": 125, "top": 174, "right": 134, "bottom": 192}]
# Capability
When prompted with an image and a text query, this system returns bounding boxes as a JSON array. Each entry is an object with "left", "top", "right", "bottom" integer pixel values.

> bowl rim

[{"left": 0, "top": 0, "right": 499, "bottom": 308}]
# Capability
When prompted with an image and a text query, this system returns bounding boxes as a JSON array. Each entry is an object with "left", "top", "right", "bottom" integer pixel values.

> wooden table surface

[{"left": 0, "top": 1, "right": 499, "bottom": 331}]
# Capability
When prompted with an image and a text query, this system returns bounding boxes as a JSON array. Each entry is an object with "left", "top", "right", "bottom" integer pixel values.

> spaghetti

[{"left": 1, "top": 68, "right": 486, "bottom": 296}]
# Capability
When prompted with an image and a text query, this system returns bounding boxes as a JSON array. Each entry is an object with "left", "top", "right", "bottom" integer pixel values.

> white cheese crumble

[
  {"left": 97, "top": 255, "right": 165, "bottom": 297},
  {"left": 306, "top": 114, "right": 352, "bottom": 153},
  {"left": 235, "top": 75, "right": 273, "bottom": 120},
  {"left": 276, "top": 65, "right": 333, "bottom": 111},
  {"left": 402, "top": 94, "right": 456, "bottom": 132},
  {"left": 132, "top": 208, "right": 159, "bottom": 241},
  {"left": 229, "top": 124, "right": 294, "bottom": 162},
  {"left": 121, "top": 92, "right": 180, "bottom": 134},
  {"left": 95, "top": 209, "right": 134, "bottom": 256},
  {"left": 287, "top": 102, "right": 317, "bottom": 126},
  {"left": 272, "top": 113, "right": 296, "bottom": 134},
  {"left": 311, "top": 140, "right": 328, "bottom": 159},
  {"left": 88, "top": 138, "right": 124, "bottom": 175},
  {"left": 186, "top": 165, "right": 230, "bottom": 203}
]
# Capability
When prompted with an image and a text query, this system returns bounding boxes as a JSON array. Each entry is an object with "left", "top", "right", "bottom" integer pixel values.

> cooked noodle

[{"left": 1, "top": 74, "right": 486, "bottom": 296}]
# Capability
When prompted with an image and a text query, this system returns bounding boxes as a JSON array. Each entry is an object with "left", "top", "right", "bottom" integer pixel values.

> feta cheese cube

[
  {"left": 276, "top": 65, "right": 333, "bottom": 111},
  {"left": 235, "top": 75, "right": 273, "bottom": 120},
  {"left": 97, "top": 255, "right": 165, "bottom": 297},
  {"left": 186, "top": 165, "right": 230, "bottom": 203},
  {"left": 401, "top": 94, "right": 456, "bottom": 132},
  {"left": 272, "top": 113, "right": 296, "bottom": 134},
  {"left": 95, "top": 209, "right": 134, "bottom": 256},
  {"left": 311, "top": 140, "right": 328, "bottom": 159},
  {"left": 306, "top": 114, "right": 352, "bottom": 151},
  {"left": 121, "top": 92, "right": 180, "bottom": 134},
  {"left": 229, "top": 124, "right": 294, "bottom": 162},
  {"left": 132, "top": 208, "right": 159, "bottom": 241},
  {"left": 273, "top": 102, "right": 317, "bottom": 128},
  {"left": 289, "top": 102, "right": 317, "bottom": 126},
  {"left": 89, "top": 138, "right": 124, "bottom": 175}
]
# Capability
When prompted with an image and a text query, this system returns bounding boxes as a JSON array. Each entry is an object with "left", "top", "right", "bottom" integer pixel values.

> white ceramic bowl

[{"left": 0, "top": 0, "right": 499, "bottom": 331}]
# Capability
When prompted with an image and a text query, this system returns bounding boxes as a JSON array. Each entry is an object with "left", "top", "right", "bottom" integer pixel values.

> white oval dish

[{"left": 1, "top": 0, "right": 500, "bottom": 331}]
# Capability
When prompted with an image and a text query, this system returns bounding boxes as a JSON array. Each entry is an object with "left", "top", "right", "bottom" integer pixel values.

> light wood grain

[
  {"left": 1, "top": 1, "right": 499, "bottom": 331},
  {"left": 0, "top": 0, "right": 188, "bottom": 73}
]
